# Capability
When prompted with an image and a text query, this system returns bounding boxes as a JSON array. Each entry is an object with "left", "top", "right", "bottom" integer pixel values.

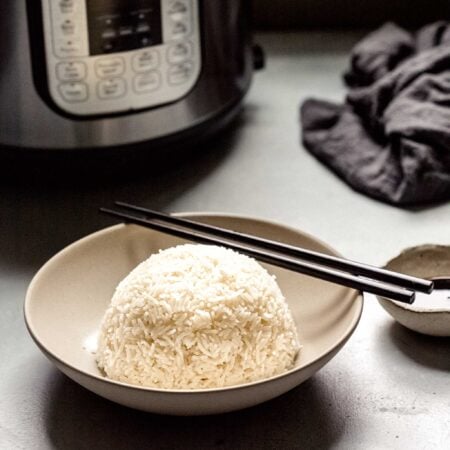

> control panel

[{"left": 40, "top": 0, "right": 201, "bottom": 116}]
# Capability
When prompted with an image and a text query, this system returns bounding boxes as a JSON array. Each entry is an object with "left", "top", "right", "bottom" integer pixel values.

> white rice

[{"left": 96, "top": 244, "right": 300, "bottom": 389}]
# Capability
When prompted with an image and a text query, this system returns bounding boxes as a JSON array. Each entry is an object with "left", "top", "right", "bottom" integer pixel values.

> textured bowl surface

[
  {"left": 25, "top": 214, "right": 363, "bottom": 415},
  {"left": 377, "top": 245, "right": 450, "bottom": 337}
]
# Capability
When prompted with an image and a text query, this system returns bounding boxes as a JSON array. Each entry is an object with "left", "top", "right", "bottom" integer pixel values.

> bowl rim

[
  {"left": 24, "top": 212, "right": 364, "bottom": 395},
  {"left": 378, "top": 297, "right": 450, "bottom": 315},
  {"left": 379, "top": 244, "right": 450, "bottom": 314}
]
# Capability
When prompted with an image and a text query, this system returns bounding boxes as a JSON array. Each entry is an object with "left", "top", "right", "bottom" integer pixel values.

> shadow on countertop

[
  {"left": 44, "top": 373, "right": 347, "bottom": 450},
  {"left": 388, "top": 322, "right": 450, "bottom": 372},
  {"left": 0, "top": 113, "right": 247, "bottom": 272}
]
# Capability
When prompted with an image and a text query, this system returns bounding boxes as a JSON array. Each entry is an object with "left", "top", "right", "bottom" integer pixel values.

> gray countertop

[{"left": 1, "top": 32, "right": 449, "bottom": 450}]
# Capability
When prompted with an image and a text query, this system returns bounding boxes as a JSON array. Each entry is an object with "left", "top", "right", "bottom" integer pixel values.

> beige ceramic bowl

[
  {"left": 25, "top": 214, "right": 363, "bottom": 415},
  {"left": 377, "top": 245, "right": 450, "bottom": 337}
]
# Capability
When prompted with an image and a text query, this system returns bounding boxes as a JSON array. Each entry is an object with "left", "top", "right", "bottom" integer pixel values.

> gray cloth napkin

[{"left": 301, "top": 22, "right": 450, "bottom": 206}]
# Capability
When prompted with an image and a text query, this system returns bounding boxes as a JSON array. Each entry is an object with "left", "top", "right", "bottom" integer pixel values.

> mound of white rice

[{"left": 96, "top": 244, "right": 300, "bottom": 389}]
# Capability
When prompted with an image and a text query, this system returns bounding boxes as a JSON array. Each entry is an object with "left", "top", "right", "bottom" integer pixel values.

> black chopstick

[
  {"left": 100, "top": 206, "right": 423, "bottom": 304},
  {"left": 114, "top": 201, "right": 433, "bottom": 295}
]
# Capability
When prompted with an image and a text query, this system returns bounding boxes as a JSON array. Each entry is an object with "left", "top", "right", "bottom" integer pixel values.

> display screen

[{"left": 86, "top": 0, "right": 162, "bottom": 55}]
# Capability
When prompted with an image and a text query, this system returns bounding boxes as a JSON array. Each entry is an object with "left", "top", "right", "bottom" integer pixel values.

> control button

[
  {"left": 168, "top": 61, "right": 194, "bottom": 85},
  {"left": 133, "top": 72, "right": 161, "bottom": 93},
  {"left": 167, "top": 1, "right": 190, "bottom": 24},
  {"left": 170, "top": 20, "right": 191, "bottom": 40},
  {"left": 95, "top": 58, "right": 125, "bottom": 78},
  {"left": 97, "top": 78, "right": 126, "bottom": 99},
  {"left": 167, "top": 41, "right": 193, "bottom": 64},
  {"left": 169, "top": 1, "right": 189, "bottom": 15},
  {"left": 56, "top": 61, "right": 87, "bottom": 81},
  {"left": 58, "top": 82, "right": 88, "bottom": 102},
  {"left": 55, "top": 38, "right": 83, "bottom": 57},
  {"left": 58, "top": 0, "right": 76, "bottom": 14},
  {"left": 60, "top": 19, "right": 76, "bottom": 36},
  {"left": 132, "top": 50, "right": 159, "bottom": 73}
]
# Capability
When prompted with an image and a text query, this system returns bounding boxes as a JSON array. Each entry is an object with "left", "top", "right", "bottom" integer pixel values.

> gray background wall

[{"left": 254, "top": 0, "right": 450, "bottom": 28}]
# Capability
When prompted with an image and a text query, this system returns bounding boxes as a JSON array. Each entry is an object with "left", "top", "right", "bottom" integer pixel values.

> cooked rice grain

[{"left": 96, "top": 244, "right": 300, "bottom": 389}]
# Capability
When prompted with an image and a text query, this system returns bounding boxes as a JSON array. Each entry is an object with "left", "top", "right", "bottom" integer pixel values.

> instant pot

[{"left": 0, "top": 0, "right": 260, "bottom": 155}]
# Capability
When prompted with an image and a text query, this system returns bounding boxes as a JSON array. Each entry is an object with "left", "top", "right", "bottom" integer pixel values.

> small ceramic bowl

[
  {"left": 377, "top": 245, "right": 450, "bottom": 337},
  {"left": 25, "top": 213, "right": 363, "bottom": 415}
]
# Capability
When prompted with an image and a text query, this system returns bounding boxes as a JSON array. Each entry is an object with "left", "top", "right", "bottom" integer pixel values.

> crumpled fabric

[{"left": 301, "top": 22, "right": 450, "bottom": 206}]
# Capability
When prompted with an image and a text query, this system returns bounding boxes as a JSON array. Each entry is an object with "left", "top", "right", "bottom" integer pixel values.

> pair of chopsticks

[{"left": 100, "top": 202, "right": 434, "bottom": 304}]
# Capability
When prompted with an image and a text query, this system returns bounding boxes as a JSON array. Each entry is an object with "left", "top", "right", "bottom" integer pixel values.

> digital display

[{"left": 86, "top": 0, "right": 162, "bottom": 55}]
